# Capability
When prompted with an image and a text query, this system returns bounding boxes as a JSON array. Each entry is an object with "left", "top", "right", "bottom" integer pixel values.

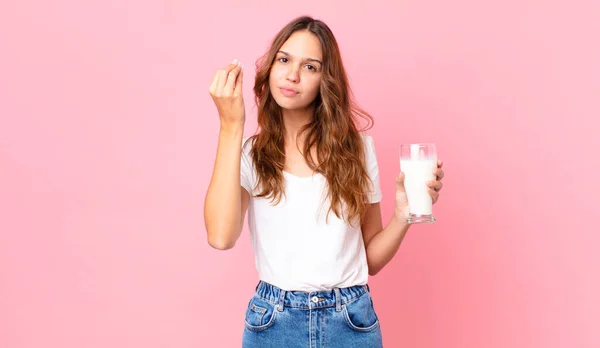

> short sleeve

[
  {"left": 363, "top": 135, "right": 383, "bottom": 203},
  {"left": 240, "top": 137, "right": 254, "bottom": 195}
]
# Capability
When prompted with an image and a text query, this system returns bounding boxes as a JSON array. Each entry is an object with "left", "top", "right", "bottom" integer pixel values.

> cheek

[
  {"left": 269, "top": 67, "right": 285, "bottom": 83},
  {"left": 268, "top": 72, "right": 276, "bottom": 88},
  {"left": 305, "top": 78, "right": 321, "bottom": 97}
]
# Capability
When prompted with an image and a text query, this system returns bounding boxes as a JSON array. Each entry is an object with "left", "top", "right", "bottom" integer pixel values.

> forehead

[{"left": 279, "top": 30, "right": 322, "bottom": 60}]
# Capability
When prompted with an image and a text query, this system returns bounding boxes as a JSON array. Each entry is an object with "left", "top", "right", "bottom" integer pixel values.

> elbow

[
  {"left": 205, "top": 218, "right": 239, "bottom": 250},
  {"left": 208, "top": 240, "right": 235, "bottom": 250},
  {"left": 206, "top": 226, "right": 237, "bottom": 250},
  {"left": 208, "top": 236, "right": 236, "bottom": 250},
  {"left": 368, "top": 266, "right": 380, "bottom": 277}
]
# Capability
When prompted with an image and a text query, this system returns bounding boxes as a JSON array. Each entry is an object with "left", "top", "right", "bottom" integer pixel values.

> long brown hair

[{"left": 248, "top": 16, "right": 375, "bottom": 226}]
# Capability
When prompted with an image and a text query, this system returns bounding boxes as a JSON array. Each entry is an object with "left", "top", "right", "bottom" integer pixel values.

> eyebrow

[{"left": 277, "top": 51, "right": 323, "bottom": 66}]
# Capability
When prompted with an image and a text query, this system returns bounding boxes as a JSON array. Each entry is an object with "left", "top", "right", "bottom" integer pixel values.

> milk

[{"left": 400, "top": 158, "right": 437, "bottom": 215}]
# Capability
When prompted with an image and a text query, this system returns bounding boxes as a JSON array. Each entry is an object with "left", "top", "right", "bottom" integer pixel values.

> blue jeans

[{"left": 242, "top": 280, "right": 383, "bottom": 348}]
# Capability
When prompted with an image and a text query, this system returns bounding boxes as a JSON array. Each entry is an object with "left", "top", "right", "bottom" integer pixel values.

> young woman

[{"left": 205, "top": 16, "right": 445, "bottom": 348}]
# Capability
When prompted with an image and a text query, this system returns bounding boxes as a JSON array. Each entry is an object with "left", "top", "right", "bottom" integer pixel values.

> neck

[{"left": 281, "top": 105, "right": 314, "bottom": 146}]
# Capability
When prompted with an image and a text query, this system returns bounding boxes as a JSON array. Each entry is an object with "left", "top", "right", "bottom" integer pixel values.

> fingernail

[{"left": 232, "top": 59, "right": 238, "bottom": 65}]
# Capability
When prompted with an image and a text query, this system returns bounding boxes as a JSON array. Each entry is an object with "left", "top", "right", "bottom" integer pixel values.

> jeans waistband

[{"left": 254, "top": 280, "right": 370, "bottom": 311}]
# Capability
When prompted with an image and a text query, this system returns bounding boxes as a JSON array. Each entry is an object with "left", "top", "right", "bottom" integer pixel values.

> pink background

[{"left": 1, "top": 1, "right": 599, "bottom": 347}]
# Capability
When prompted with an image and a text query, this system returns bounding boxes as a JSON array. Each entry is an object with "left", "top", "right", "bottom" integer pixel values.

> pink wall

[{"left": 1, "top": 1, "right": 599, "bottom": 347}]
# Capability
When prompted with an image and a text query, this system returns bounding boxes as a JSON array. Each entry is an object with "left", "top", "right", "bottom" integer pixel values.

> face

[{"left": 269, "top": 30, "right": 323, "bottom": 111}]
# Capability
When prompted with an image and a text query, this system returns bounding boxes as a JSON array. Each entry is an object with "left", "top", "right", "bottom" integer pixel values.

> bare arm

[
  {"left": 361, "top": 203, "right": 410, "bottom": 276},
  {"left": 204, "top": 60, "right": 249, "bottom": 250},
  {"left": 204, "top": 128, "right": 250, "bottom": 249},
  {"left": 362, "top": 164, "right": 445, "bottom": 274}
]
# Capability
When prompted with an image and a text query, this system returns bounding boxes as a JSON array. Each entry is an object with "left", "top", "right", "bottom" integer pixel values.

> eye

[
  {"left": 305, "top": 64, "right": 316, "bottom": 71},
  {"left": 277, "top": 57, "right": 289, "bottom": 63}
]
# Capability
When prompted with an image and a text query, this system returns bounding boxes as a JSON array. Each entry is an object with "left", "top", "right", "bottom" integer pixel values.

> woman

[{"left": 205, "top": 16, "right": 444, "bottom": 348}]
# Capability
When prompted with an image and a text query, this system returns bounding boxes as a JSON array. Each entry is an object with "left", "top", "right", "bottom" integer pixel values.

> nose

[{"left": 286, "top": 64, "right": 300, "bottom": 83}]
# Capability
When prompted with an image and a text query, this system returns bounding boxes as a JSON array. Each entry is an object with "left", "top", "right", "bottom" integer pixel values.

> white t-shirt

[{"left": 240, "top": 134, "right": 382, "bottom": 292}]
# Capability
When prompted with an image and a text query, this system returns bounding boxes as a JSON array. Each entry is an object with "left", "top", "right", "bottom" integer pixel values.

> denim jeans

[{"left": 242, "top": 280, "right": 383, "bottom": 348}]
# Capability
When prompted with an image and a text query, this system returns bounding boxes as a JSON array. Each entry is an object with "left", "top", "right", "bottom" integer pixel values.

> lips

[{"left": 279, "top": 87, "right": 298, "bottom": 97}]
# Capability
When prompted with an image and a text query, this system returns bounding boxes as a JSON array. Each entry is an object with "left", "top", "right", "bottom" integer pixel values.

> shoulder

[
  {"left": 358, "top": 132, "right": 376, "bottom": 152},
  {"left": 242, "top": 136, "right": 254, "bottom": 147},
  {"left": 242, "top": 136, "right": 256, "bottom": 156},
  {"left": 358, "top": 131, "right": 373, "bottom": 142}
]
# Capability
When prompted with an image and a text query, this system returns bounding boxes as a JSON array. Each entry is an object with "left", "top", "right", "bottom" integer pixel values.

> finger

[
  {"left": 226, "top": 59, "right": 239, "bottom": 70},
  {"left": 427, "top": 180, "right": 443, "bottom": 192},
  {"left": 225, "top": 64, "right": 242, "bottom": 93},
  {"left": 435, "top": 168, "right": 444, "bottom": 180},
  {"left": 428, "top": 189, "right": 439, "bottom": 204},
  {"left": 217, "top": 60, "right": 240, "bottom": 95},
  {"left": 438, "top": 159, "right": 443, "bottom": 168},
  {"left": 215, "top": 69, "right": 228, "bottom": 96},
  {"left": 220, "top": 59, "right": 239, "bottom": 76},
  {"left": 396, "top": 173, "right": 406, "bottom": 192},
  {"left": 209, "top": 69, "right": 223, "bottom": 95},
  {"left": 233, "top": 66, "right": 244, "bottom": 97}
]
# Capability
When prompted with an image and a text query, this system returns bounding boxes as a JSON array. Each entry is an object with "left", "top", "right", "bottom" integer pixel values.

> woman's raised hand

[{"left": 208, "top": 59, "right": 245, "bottom": 128}]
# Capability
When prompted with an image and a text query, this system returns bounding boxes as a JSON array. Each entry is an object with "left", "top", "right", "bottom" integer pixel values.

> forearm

[
  {"left": 204, "top": 124, "right": 244, "bottom": 249},
  {"left": 365, "top": 215, "right": 411, "bottom": 276}
]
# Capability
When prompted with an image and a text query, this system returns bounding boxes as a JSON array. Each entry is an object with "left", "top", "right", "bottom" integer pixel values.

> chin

[
  {"left": 272, "top": 94, "right": 306, "bottom": 111},
  {"left": 276, "top": 101, "right": 302, "bottom": 110}
]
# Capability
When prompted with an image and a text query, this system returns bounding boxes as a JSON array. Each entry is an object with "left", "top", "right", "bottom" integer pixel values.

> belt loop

[
  {"left": 277, "top": 289, "right": 286, "bottom": 312},
  {"left": 365, "top": 284, "right": 370, "bottom": 292},
  {"left": 334, "top": 288, "right": 342, "bottom": 312}
]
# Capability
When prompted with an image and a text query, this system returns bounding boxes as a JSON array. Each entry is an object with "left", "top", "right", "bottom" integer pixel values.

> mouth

[{"left": 279, "top": 87, "right": 298, "bottom": 97}]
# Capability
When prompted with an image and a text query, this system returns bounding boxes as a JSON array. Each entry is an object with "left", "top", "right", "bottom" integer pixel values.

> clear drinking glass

[{"left": 400, "top": 143, "right": 438, "bottom": 224}]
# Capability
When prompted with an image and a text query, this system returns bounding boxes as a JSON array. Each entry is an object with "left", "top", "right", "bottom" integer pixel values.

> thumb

[{"left": 396, "top": 173, "right": 406, "bottom": 193}]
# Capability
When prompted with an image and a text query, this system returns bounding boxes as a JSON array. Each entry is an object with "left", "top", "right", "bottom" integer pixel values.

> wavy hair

[{"left": 248, "top": 16, "right": 375, "bottom": 226}]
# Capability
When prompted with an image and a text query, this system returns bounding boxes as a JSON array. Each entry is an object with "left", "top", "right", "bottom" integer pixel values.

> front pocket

[
  {"left": 244, "top": 296, "right": 278, "bottom": 332},
  {"left": 342, "top": 293, "right": 380, "bottom": 332}
]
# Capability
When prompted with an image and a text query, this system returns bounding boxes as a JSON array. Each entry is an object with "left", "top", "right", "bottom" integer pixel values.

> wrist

[
  {"left": 220, "top": 122, "right": 244, "bottom": 135},
  {"left": 391, "top": 212, "right": 410, "bottom": 229}
]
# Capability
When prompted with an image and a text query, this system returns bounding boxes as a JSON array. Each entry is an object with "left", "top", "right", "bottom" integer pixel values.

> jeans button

[{"left": 311, "top": 296, "right": 319, "bottom": 303}]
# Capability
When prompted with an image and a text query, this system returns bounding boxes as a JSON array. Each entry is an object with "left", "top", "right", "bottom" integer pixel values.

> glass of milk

[{"left": 400, "top": 143, "right": 438, "bottom": 224}]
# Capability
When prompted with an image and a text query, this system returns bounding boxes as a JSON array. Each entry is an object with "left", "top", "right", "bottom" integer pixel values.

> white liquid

[{"left": 400, "top": 158, "right": 437, "bottom": 215}]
